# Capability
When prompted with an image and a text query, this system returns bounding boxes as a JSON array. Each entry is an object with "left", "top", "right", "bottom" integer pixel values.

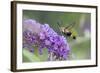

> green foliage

[{"left": 23, "top": 47, "right": 48, "bottom": 62}]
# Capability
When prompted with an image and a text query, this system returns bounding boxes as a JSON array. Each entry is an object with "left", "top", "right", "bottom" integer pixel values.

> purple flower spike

[{"left": 23, "top": 19, "right": 70, "bottom": 61}]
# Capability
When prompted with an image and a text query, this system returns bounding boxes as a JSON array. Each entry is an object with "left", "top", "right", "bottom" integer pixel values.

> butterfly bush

[{"left": 23, "top": 19, "right": 70, "bottom": 61}]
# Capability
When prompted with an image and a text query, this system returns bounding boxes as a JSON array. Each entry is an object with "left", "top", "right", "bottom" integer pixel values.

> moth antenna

[
  {"left": 64, "top": 22, "right": 75, "bottom": 30},
  {"left": 57, "top": 21, "right": 63, "bottom": 35}
]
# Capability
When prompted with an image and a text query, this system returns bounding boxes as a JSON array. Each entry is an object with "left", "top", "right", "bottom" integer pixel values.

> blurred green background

[{"left": 23, "top": 10, "right": 91, "bottom": 62}]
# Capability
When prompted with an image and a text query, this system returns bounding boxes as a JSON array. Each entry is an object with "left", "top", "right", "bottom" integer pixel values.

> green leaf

[{"left": 23, "top": 49, "right": 41, "bottom": 62}]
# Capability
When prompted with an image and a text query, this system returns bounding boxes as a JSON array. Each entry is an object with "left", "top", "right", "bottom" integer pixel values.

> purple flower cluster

[{"left": 23, "top": 19, "right": 70, "bottom": 61}]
